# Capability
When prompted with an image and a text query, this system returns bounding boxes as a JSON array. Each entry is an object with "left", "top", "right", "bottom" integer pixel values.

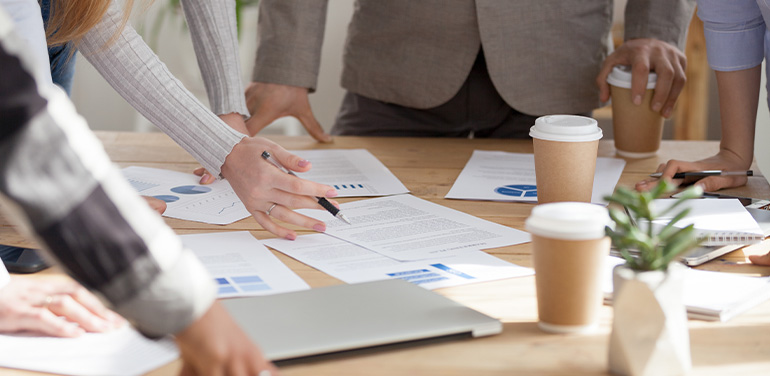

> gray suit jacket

[{"left": 252, "top": 0, "right": 694, "bottom": 116}]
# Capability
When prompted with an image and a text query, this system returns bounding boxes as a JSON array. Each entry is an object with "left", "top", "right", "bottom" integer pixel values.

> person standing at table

[
  {"left": 28, "top": 0, "right": 337, "bottom": 240},
  {"left": 0, "top": 6, "right": 279, "bottom": 374},
  {"left": 635, "top": 0, "right": 770, "bottom": 266},
  {"left": 241, "top": 0, "right": 694, "bottom": 141}
]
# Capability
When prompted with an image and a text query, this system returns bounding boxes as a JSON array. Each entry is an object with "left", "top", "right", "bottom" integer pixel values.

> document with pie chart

[
  {"left": 122, "top": 166, "right": 250, "bottom": 225},
  {"left": 445, "top": 150, "right": 626, "bottom": 205}
]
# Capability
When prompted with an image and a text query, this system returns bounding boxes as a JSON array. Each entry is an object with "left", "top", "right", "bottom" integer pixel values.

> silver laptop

[{"left": 221, "top": 279, "right": 502, "bottom": 361}]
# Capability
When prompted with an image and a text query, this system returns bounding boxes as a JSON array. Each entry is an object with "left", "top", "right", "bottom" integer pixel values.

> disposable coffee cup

[
  {"left": 529, "top": 115, "right": 602, "bottom": 204},
  {"left": 607, "top": 65, "right": 664, "bottom": 158},
  {"left": 525, "top": 202, "right": 611, "bottom": 334}
]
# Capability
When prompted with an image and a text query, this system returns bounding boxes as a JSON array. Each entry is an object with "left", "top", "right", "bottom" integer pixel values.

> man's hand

[
  {"left": 597, "top": 38, "right": 687, "bottom": 118},
  {"left": 245, "top": 82, "right": 332, "bottom": 143},
  {"left": 0, "top": 275, "right": 125, "bottom": 337},
  {"left": 175, "top": 301, "right": 279, "bottom": 376},
  {"left": 220, "top": 136, "right": 338, "bottom": 239}
]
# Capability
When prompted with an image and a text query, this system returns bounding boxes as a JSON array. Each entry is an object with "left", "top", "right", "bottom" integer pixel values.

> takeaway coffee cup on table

[
  {"left": 529, "top": 115, "right": 602, "bottom": 204},
  {"left": 525, "top": 202, "right": 611, "bottom": 334},
  {"left": 607, "top": 65, "right": 664, "bottom": 158}
]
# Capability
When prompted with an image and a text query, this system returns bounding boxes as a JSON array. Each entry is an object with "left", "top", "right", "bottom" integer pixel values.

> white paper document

[
  {"left": 263, "top": 234, "right": 533, "bottom": 290},
  {"left": 296, "top": 194, "right": 531, "bottom": 261},
  {"left": 0, "top": 325, "right": 178, "bottom": 376},
  {"left": 603, "top": 256, "right": 770, "bottom": 322},
  {"left": 445, "top": 150, "right": 626, "bottom": 205},
  {"left": 122, "top": 166, "right": 249, "bottom": 225},
  {"left": 650, "top": 199, "right": 765, "bottom": 246},
  {"left": 181, "top": 232, "right": 309, "bottom": 297},
  {"left": 292, "top": 149, "right": 409, "bottom": 197}
]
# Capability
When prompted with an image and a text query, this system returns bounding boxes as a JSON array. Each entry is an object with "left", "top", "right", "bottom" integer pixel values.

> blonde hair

[{"left": 45, "top": 0, "right": 135, "bottom": 47}]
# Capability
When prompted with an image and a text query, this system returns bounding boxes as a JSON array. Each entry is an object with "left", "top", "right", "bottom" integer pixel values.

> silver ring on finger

[
  {"left": 41, "top": 295, "right": 53, "bottom": 308},
  {"left": 266, "top": 203, "right": 278, "bottom": 216}
]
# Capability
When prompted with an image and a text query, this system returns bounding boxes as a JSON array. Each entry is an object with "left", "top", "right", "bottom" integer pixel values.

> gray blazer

[{"left": 253, "top": 0, "right": 694, "bottom": 116}]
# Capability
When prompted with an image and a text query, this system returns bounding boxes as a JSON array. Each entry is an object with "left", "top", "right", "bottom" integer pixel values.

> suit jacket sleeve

[
  {"left": 251, "top": 0, "right": 329, "bottom": 92},
  {"left": 624, "top": 0, "right": 696, "bottom": 50}
]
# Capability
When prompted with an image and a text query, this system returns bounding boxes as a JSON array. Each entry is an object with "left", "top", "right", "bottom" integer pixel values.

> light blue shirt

[{"left": 698, "top": 0, "right": 768, "bottom": 72}]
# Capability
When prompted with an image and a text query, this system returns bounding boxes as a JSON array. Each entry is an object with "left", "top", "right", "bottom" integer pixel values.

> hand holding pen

[
  {"left": 636, "top": 156, "right": 755, "bottom": 193},
  {"left": 649, "top": 170, "right": 753, "bottom": 179},
  {"left": 262, "top": 151, "right": 352, "bottom": 224},
  {"left": 218, "top": 137, "right": 341, "bottom": 240}
]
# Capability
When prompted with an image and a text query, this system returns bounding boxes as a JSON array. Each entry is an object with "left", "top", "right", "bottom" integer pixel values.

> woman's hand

[
  {"left": 219, "top": 136, "right": 338, "bottom": 239},
  {"left": 0, "top": 275, "right": 124, "bottom": 337},
  {"left": 635, "top": 151, "right": 752, "bottom": 192}
]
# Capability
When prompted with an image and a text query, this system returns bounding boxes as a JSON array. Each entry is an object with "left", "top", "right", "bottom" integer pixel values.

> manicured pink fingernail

[
  {"left": 313, "top": 224, "right": 326, "bottom": 232},
  {"left": 199, "top": 174, "right": 211, "bottom": 184},
  {"left": 298, "top": 159, "right": 310, "bottom": 168},
  {"left": 326, "top": 189, "right": 338, "bottom": 198},
  {"left": 633, "top": 95, "right": 642, "bottom": 105},
  {"left": 652, "top": 102, "right": 662, "bottom": 112},
  {"left": 285, "top": 233, "right": 297, "bottom": 241}
]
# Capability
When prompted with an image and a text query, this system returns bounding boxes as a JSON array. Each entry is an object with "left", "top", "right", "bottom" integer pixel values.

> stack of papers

[
  {"left": 603, "top": 257, "right": 770, "bottom": 322},
  {"left": 445, "top": 150, "right": 626, "bottom": 205},
  {"left": 649, "top": 199, "right": 765, "bottom": 246}
]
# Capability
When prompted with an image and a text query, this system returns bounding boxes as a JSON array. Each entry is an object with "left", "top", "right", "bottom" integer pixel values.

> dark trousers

[{"left": 331, "top": 51, "right": 539, "bottom": 138}]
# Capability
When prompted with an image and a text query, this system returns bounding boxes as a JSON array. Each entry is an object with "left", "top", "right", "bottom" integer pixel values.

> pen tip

[{"left": 339, "top": 213, "right": 352, "bottom": 225}]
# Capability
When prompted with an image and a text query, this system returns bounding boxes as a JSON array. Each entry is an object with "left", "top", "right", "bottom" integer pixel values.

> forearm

[
  {"left": 181, "top": 0, "right": 248, "bottom": 118},
  {"left": 624, "top": 0, "right": 695, "bottom": 49},
  {"left": 252, "top": 0, "right": 328, "bottom": 91},
  {"left": 0, "top": 17, "right": 215, "bottom": 338},
  {"left": 714, "top": 67, "right": 761, "bottom": 167},
  {"left": 78, "top": 1, "right": 244, "bottom": 177}
]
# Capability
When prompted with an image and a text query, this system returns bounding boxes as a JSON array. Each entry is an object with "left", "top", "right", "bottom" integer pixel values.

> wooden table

[{"left": 3, "top": 132, "right": 770, "bottom": 375}]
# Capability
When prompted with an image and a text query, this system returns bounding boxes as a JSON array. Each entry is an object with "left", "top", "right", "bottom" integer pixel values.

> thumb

[{"left": 297, "top": 111, "right": 332, "bottom": 143}]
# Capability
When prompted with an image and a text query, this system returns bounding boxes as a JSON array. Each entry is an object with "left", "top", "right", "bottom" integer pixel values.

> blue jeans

[{"left": 40, "top": 0, "right": 77, "bottom": 96}]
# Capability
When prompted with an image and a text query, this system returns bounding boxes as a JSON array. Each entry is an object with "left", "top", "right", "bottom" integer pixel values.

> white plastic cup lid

[
  {"left": 606, "top": 65, "right": 657, "bottom": 89},
  {"left": 525, "top": 202, "right": 611, "bottom": 240},
  {"left": 528, "top": 115, "right": 603, "bottom": 142}
]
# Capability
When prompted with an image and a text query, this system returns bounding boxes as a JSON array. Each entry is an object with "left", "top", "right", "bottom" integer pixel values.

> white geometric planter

[{"left": 608, "top": 263, "right": 691, "bottom": 376}]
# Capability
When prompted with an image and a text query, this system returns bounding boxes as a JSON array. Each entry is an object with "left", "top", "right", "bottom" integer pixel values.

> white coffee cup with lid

[{"left": 529, "top": 115, "right": 602, "bottom": 204}]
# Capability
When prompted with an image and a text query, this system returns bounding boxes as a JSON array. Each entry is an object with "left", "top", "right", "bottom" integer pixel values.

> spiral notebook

[{"left": 648, "top": 198, "right": 765, "bottom": 246}]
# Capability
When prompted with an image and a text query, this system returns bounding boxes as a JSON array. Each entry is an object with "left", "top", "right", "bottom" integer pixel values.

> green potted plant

[{"left": 603, "top": 180, "right": 702, "bottom": 376}]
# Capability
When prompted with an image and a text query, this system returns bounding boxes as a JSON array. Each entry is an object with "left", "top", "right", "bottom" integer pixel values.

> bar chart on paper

[
  {"left": 122, "top": 166, "right": 251, "bottom": 225},
  {"left": 292, "top": 149, "right": 409, "bottom": 197}
]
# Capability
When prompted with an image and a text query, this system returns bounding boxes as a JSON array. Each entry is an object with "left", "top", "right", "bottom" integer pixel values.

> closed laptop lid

[{"left": 221, "top": 279, "right": 502, "bottom": 361}]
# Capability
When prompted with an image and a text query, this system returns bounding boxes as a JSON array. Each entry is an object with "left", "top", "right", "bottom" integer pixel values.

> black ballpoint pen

[
  {"left": 261, "top": 151, "right": 352, "bottom": 224},
  {"left": 649, "top": 170, "right": 753, "bottom": 179}
]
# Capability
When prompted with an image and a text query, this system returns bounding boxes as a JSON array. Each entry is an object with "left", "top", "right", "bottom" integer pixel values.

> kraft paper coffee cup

[
  {"left": 607, "top": 65, "right": 664, "bottom": 158},
  {"left": 525, "top": 202, "right": 611, "bottom": 334},
  {"left": 529, "top": 115, "right": 602, "bottom": 204}
]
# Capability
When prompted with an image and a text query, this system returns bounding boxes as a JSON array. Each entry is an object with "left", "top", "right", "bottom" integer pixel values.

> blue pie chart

[
  {"left": 170, "top": 185, "right": 211, "bottom": 195},
  {"left": 153, "top": 195, "right": 180, "bottom": 203},
  {"left": 495, "top": 184, "right": 537, "bottom": 198}
]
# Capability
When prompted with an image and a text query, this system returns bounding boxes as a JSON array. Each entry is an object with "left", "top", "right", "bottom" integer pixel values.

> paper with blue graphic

[
  {"left": 292, "top": 149, "right": 409, "bottom": 197},
  {"left": 262, "top": 234, "right": 532, "bottom": 290},
  {"left": 123, "top": 166, "right": 250, "bottom": 225},
  {"left": 181, "top": 232, "right": 309, "bottom": 297},
  {"left": 445, "top": 150, "right": 626, "bottom": 205}
]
